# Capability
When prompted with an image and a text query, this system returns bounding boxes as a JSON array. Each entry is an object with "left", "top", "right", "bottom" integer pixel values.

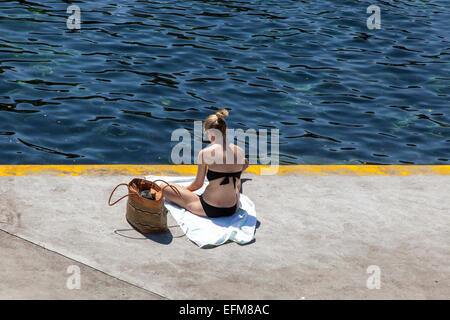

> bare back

[{"left": 201, "top": 142, "right": 246, "bottom": 208}]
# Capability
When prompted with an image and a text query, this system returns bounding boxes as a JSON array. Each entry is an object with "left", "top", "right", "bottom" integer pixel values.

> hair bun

[{"left": 216, "top": 108, "right": 229, "bottom": 118}]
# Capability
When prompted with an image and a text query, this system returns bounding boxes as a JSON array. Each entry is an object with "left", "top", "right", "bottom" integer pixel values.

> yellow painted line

[{"left": 0, "top": 165, "right": 449, "bottom": 176}]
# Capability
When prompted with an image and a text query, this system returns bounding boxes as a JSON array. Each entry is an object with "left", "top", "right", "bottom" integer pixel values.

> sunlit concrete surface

[
  {"left": 0, "top": 167, "right": 449, "bottom": 299},
  {"left": 0, "top": 230, "right": 162, "bottom": 300}
]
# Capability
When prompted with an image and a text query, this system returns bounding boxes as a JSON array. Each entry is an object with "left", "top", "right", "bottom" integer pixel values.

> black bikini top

[{"left": 207, "top": 168, "right": 242, "bottom": 188}]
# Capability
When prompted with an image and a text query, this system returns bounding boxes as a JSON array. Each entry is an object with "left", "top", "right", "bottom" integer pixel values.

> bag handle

[
  {"left": 153, "top": 179, "right": 182, "bottom": 198},
  {"left": 108, "top": 179, "right": 182, "bottom": 207},
  {"left": 108, "top": 183, "right": 135, "bottom": 206}
]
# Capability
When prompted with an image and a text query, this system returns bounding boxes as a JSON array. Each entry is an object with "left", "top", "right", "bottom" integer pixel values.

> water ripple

[{"left": 0, "top": 0, "right": 449, "bottom": 164}]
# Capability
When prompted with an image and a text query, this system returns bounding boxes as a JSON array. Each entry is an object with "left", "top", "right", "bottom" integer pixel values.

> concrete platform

[
  {"left": 0, "top": 230, "right": 162, "bottom": 300},
  {"left": 0, "top": 166, "right": 449, "bottom": 299}
]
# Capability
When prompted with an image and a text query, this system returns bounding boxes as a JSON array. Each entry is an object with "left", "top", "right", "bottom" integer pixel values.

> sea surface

[{"left": 0, "top": 0, "right": 449, "bottom": 165}]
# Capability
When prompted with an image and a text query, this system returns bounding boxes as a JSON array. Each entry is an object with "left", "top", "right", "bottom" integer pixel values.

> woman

[{"left": 163, "top": 109, "right": 248, "bottom": 217}]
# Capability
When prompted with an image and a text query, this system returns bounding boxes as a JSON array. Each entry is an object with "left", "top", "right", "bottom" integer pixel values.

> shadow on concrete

[
  {"left": 240, "top": 178, "right": 252, "bottom": 193},
  {"left": 114, "top": 223, "right": 185, "bottom": 244},
  {"left": 241, "top": 177, "right": 260, "bottom": 231}
]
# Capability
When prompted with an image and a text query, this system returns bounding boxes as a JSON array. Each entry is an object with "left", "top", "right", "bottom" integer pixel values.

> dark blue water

[{"left": 1, "top": 0, "right": 449, "bottom": 165}]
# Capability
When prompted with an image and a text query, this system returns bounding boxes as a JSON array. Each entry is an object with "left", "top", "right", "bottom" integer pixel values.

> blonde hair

[{"left": 204, "top": 108, "right": 229, "bottom": 137}]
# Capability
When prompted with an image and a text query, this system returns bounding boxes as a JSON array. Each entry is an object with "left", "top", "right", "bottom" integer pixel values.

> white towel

[{"left": 145, "top": 175, "right": 257, "bottom": 248}]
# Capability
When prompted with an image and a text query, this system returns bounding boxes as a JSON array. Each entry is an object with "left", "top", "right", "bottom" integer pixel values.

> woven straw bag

[{"left": 108, "top": 178, "right": 181, "bottom": 234}]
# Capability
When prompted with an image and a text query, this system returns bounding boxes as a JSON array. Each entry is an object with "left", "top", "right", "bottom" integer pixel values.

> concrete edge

[
  {"left": 0, "top": 229, "right": 169, "bottom": 300},
  {"left": 0, "top": 165, "right": 449, "bottom": 176}
]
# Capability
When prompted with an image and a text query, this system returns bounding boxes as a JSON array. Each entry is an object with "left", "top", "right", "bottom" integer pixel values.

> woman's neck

[{"left": 211, "top": 136, "right": 227, "bottom": 148}]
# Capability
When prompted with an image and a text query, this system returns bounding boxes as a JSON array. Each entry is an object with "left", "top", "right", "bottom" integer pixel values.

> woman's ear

[{"left": 205, "top": 129, "right": 214, "bottom": 142}]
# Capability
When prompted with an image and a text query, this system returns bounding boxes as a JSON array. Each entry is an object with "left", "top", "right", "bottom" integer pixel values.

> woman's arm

[
  {"left": 243, "top": 157, "right": 249, "bottom": 172},
  {"left": 186, "top": 151, "right": 207, "bottom": 192}
]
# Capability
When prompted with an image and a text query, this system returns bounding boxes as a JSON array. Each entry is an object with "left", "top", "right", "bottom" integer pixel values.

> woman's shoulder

[
  {"left": 199, "top": 144, "right": 221, "bottom": 156},
  {"left": 200, "top": 142, "right": 242, "bottom": 151},
  {"left": 230, "top": 143, "right": 245, "bottom": 157},
  {"left": 227, "top": 142, "right": 243, "bottom": 152},
  {"left": 198, "top": 144, "right": 221, "bottom": 164},
  {"left": 228, "top": 143, "right": 246, "bottom": 165}
]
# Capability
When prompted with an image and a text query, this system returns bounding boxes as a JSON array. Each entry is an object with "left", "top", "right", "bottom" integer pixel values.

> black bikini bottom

[{"left": 199, "top": 194, "right": 237, "bottom": 218}]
